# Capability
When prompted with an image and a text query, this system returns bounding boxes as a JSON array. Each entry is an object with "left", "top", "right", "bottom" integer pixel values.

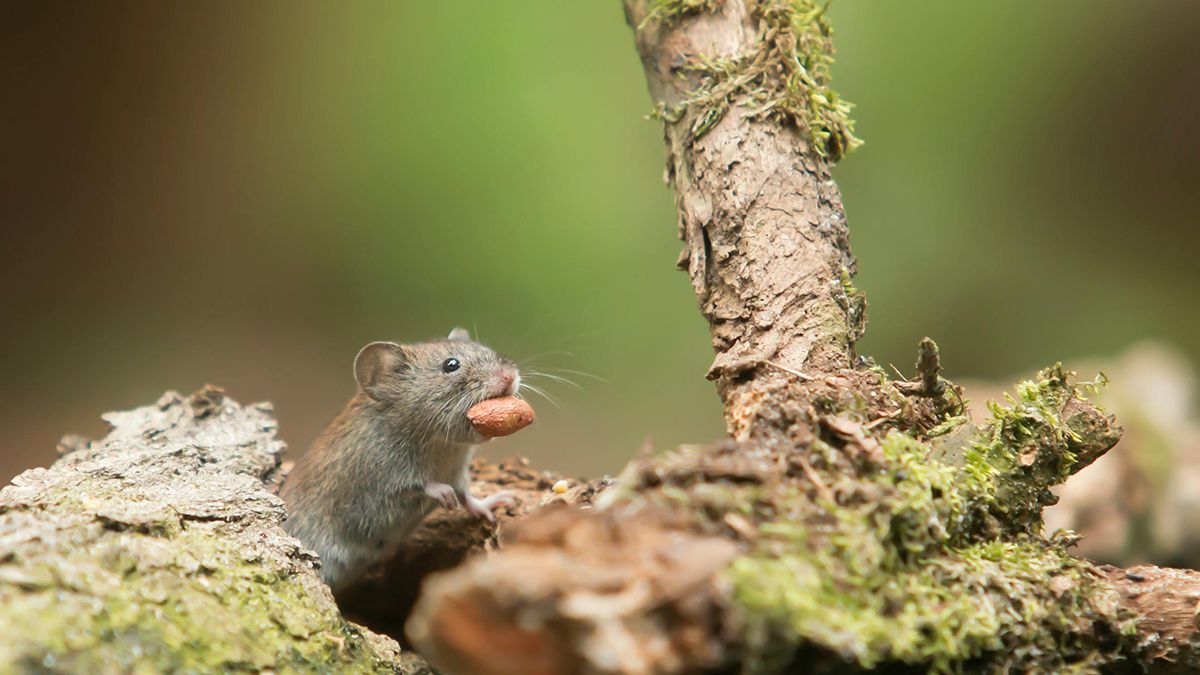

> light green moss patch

[
  {"left": 967, "top": 364, "right": 1117, "bottom": 532},
  {"left": 731, "top": 537, "right": 1131, "bottom": 673},
  {"left": 721, "top": 428, "right": 1133, "bottom": 671},
  {"left": 0, "top": 523, "right": 389, "bottom": 673}
]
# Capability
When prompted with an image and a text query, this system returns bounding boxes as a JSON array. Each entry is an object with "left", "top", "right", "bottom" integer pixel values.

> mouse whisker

[
  {"left": 551, "top": 368, "right": 607, "bottom": 383},
  {"left": 431, "top": 396, "right": 460, "bottom": 444},
  {"left": 523, "top": 371, "right": 583, "bottom": 390},
  {"left": 518, "top": 382, "right": 563, "bottom": 410}
]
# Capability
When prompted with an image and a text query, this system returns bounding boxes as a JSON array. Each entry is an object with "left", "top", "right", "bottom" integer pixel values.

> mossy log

[
  {"left": 3, "top": 384, "right": 1196, "bottom": 674},
  {"left": 0, "top": 385, "right": 598, "bottom": 673},
  {"left": 410, "top": 363, "right": 1200, "bottom": 673},
  {"left": 0, "top": 387, "right": 426, "bottom": 673}
]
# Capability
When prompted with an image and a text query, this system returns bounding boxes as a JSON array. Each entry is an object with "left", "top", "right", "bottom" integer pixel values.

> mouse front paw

[
  {"left": 424, "top": 482, "right": 460, "bottom": 510},
  {"left": 463, "top": 491, "right": 516, "bottom": 522}
]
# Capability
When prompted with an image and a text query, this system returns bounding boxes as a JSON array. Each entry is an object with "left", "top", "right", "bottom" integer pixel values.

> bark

[
  {"left": 1102, "top": 566, "right": 1200, "bottom": 674},
  {"left": 631, "top": 0, "right": 859, "bottom": 438}
]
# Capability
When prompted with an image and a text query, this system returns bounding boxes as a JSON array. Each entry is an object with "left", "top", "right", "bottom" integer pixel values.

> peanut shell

[{"left": 467, "top": 396, "right": 535, "bottom": 438}]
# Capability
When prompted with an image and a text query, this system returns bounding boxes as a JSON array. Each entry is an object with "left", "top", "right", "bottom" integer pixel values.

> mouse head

[{"left": 353, "top": 328, "right": 520, "bottom": 442}]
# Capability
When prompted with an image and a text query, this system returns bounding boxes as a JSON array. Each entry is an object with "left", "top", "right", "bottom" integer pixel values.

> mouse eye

[{"left": 441, "top": 358, "right": 461, "bottom": 374}]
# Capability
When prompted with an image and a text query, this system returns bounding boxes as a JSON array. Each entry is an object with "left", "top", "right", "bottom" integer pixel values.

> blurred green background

[{"left": 2, "top": 1, "right": 1197, "bottom": 484}]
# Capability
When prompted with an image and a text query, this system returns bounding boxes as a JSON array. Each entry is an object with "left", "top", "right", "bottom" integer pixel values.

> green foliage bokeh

[{"left": 1, "top": 1, "right": 1196, "bottom": 481}]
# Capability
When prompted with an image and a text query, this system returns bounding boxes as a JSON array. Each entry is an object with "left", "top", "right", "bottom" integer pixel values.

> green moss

[
  {"left": 620, "top": 364, "right": 1131, "bottom": 672},
  {"left": 644, "top": 0, "right": 862, "bottom": 162},
  {"left": 761, "top": 0, "right": 862, "bottom": 161},
  {"left": 925, "top": 414, "right": 968, "bottom": 438},
  {"left": 731, "top": 537, "right": 1130, "bottom": 673},
  {"left": 0, "top": 524, "right": 391, "bottom": 673},
  {"left": 966, "top": 364, "right": 1115, "bottom": 532},
  {"left": 715, "top": 430, "right": 1132, "bottom": 672}
]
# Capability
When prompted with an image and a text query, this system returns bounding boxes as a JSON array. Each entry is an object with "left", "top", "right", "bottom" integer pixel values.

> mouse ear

[
  {"left": 447, "top": 327, "right": 470, "bottom": 342},
  {"left": 354, "top": 341, "right": 408, "bottom": 401}
]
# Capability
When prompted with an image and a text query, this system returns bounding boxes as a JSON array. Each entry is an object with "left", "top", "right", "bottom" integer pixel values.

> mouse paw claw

[
  {"left": 464, "top": 491, "right": 515, "bottom": 521},
  {"left": 424, "top": 482, "right": 459, "bottom": 510}
]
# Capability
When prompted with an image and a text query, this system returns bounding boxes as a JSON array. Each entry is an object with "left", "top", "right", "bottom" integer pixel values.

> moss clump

[
  {"left": 621, "top": 365, "right": 1131, "bottom": 672},
  {"left": 966, "top": 364, "right": 1118, "bottom": 532},
  {"left": 731, "top": 537, "right": 1131, "bottom": 674},
  {"left": 644, "top": 0, "right": 862, "bottom": 161},
  {"left": 720, "top": 430, "right": 1132, "bottom": 672}
]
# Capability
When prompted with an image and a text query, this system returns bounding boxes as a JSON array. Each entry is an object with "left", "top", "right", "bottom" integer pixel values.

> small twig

[
  {"left": 794, "top": 453, "right": 835, "bottom": 503},
  {"left": 765, "top": 360, "right": 813, "bottom": 381}
]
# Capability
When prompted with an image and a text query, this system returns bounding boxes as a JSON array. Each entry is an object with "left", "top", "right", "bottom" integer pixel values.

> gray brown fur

[{"left": 281, "top": 328, "right": 518, "bottom": 591}]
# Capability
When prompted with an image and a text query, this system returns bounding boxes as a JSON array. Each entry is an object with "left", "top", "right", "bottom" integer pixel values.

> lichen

[{"left": 644, "top": 0, "right": 862, "bottom": 162}]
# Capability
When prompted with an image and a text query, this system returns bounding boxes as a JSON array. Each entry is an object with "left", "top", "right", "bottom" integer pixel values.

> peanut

[{"left": 467, "top": 396, "right": 535, "bottom": 438}]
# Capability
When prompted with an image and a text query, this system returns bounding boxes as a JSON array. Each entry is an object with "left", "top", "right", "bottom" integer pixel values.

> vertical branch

[{"left": 624, "top": 0, "right": 863, "bottom": 436}]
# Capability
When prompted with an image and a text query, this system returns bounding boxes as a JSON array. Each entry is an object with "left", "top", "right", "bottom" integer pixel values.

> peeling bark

[{"left": 409, "top": 507, "right": 738, "bottom": 675}]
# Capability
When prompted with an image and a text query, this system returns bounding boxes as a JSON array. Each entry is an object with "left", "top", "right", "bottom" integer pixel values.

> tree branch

[
  {"left": 627, "top": 0, "right": 861, "bottom": 438},
  {"left": 407, "top": 2, "right": 1200, "bottom": 673}
]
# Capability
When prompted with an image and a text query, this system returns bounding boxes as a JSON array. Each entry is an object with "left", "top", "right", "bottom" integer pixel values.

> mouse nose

[{"left": 496, "top": 368, "right": 517, "bottom": 395}]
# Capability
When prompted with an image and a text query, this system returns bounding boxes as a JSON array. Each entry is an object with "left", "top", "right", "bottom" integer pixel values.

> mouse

[{"left": 280, "top": 327, "right": 519, "bottom": 592}]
